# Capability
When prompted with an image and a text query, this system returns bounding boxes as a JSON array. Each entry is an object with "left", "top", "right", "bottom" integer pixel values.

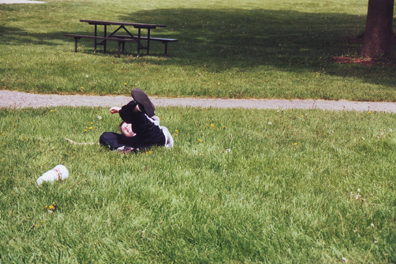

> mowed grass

[
  {"left": 0, "top": 0, "right": 396, "bottom": 101},
  {"left": 1, "top": 0, "right": 396, "bottom": 262},
  {"left": 0, "top": 106, "right": 395, "bottom": 263}
]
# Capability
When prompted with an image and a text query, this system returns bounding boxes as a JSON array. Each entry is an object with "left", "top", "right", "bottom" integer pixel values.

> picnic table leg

[
  {"left": 104, "top": 25, "right": 107, "bottom": 52},
  {"left": 164, "top": 42, "right": 168, "bottom": 55},
  {"left": 147, "top": 28, "right": 150, "bottom": 55},
  {"left": 94, "top": 25, "right": 97, "bottom": 53},
  {"left": 117, "top": 41, "right": 121, "bottom": 57},
  {"left": 73, "top": 37, "right": 80, "bottom": 52},
  {"left": 137, "top": 28, "right": 141, "bottom": 57}
]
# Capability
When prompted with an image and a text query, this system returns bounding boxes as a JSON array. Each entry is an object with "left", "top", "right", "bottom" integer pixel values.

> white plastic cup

[{"left": 37, "top": 165, "right": 69, "bottom": 186}]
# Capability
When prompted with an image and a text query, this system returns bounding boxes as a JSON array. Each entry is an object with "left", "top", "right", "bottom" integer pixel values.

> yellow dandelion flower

[
  {"left": 368, "top": 111, "right": 371, "bottom": 114},
  {"left": 124, "top": 83, "right": 127, "bottom": 85},
  {"left": 40, "top": 221, "right": 44, "bottom": 223},
  {"left": 198, "top": 139, "right": 203, "bottom": 143},
  {"left": 84, "top": 129, "right": 87, "bottom": 132},
  {"left": 36, "top": 225, "right": 40, "bottom": 228},
  {"left": 90, "top": 122, "right": 93, "bottom": 125},
  {"left": 175, "top": 129, "right": 179, "bottom": 133},
  {"left": 89, "top": 127, "right": 93, "bottom": 130},
  {"left": 293, "top": 143, "right": 298, "bottom": 145},
  {"left": 211, "top": 124, "right": 215, "bottom": 128},
  {"left": 49, "top": 205, "right": 55, "bottom": 210},
  {"left": 1, "top": 133, "right": 5, "bottom": 136}
]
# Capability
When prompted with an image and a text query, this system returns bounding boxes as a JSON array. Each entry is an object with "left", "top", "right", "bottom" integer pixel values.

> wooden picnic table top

[{"left": 80, "top": 19, "right": 166, "bottom": 29}]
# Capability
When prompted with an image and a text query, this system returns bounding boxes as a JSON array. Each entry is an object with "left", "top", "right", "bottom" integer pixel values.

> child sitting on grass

[{"left": 99, "top": 89, "right": 173, "bottom": 153}]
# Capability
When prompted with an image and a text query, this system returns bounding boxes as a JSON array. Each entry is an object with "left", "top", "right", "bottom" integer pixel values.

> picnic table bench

[
  {"left": 64, "top": 20, "right": 178, "bottom": 57},
  {"left": 112, "top": 35, "right": 178, "bottom": 55},
  {"left": 64, "top": 34, "right": 137, "bottom": 57}
]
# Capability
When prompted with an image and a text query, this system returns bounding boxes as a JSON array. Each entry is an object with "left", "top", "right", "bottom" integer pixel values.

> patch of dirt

[
  {"left": 332, "top": 56, "right": 376, "bottom": 65},
  {"left": 332, "top": 34, "right": 396, "bottom": 66}
]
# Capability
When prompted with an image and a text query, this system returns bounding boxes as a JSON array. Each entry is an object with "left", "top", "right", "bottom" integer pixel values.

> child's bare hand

[{"left": 109, "top": 107, "right": 121, "bottom": 114}]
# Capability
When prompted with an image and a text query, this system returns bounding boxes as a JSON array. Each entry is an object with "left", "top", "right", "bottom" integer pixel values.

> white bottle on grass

[{"left": 37, "top": 165, "right": 69, "bottom": 186}]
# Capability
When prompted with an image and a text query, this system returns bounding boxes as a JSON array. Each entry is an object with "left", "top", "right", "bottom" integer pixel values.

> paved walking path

[{"left": 1, "top": 90, "right": 396, "bottom": 113}]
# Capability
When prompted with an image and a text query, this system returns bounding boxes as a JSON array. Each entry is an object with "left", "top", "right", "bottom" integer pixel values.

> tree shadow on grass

[
  {"left": 117, "top": 8, "right": 395, "bottom": 88},
  {"left": 121, "top": 8, "right": 355, "bottom": 64},
  {"left": 2, "top": 7, "right": 395, "bottom": 89},
  {"left": 24, "top": 8, "right": 363, "bottom": 66},
  {"left": 0, "top": 25, "right": 56, "bottom": 47}
]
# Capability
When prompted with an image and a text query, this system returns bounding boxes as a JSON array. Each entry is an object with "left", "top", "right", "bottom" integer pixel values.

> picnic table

[{"left": 64, "top": 19, "right": 178, "bottom": 57}]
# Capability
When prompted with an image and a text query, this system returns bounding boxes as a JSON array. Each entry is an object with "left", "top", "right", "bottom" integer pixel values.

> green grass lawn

[
  {"left": 0, "top": 0, "right": 395, "bottom": 101},
  {"left": 1, "top": 0, "right": 396, "bottom": 262},
  {"left": 0, "top": 106, "right": 395, "bottom": 263}
]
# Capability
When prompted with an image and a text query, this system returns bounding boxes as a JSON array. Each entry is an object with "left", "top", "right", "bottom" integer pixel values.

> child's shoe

[{"left": 131, "top": 88, "right": 155, "bottom": 117}]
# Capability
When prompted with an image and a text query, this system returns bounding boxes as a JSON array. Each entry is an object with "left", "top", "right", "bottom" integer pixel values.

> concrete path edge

[{"left": 2, "top": 90, "right": 396, "bottom": 113}]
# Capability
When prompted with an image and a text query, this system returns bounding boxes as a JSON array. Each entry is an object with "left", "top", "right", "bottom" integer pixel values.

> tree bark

[{"left": 361, "top": 0, "right": 394, "bottom": 58}]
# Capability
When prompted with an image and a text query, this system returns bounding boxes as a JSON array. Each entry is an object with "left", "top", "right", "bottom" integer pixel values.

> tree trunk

[{"left": 361, "top": 0, "right": 394, "bottom": 58}]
